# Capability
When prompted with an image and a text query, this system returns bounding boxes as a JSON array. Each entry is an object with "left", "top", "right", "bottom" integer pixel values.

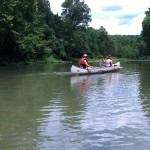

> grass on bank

[
  {"left": 1, "top": 55, "right": 150, "bottom": 67},
  {"left": 0, "top": 56, "right": 72, "bottom": 66}
]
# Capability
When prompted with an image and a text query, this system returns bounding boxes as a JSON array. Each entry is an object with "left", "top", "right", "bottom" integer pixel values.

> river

[{"left": 0, "top": 61, "right": 150, "bottom": 150}]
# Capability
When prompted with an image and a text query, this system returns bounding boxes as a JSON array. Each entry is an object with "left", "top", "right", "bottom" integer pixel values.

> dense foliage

[
  {"left": 142, "top": 8, "right": 150, "bottom": 55},
  {"left": 0, "top": 0, "right": 149, "bottom": 65}
]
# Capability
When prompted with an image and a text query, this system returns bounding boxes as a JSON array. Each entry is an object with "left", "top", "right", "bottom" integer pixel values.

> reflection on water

[
  {"left": 69, "top": 72, "right": 150, "bottom": 150},
  {"left": 71, "top": 75, "right": 93, "bottom": 95},
  {"left": 0, "top": 62, "right": 150, "bottom": 150}
]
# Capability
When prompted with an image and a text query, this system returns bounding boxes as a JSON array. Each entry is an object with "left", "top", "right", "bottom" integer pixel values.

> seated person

[
  {"left": 79, "top": 54, "right": 92, "bottom": 69},
  {"left": 105, "top": 55, "right": 113, "bottom": 67},
  {"left": 99, "top": 58, "right": 106, "bottom": 67}
]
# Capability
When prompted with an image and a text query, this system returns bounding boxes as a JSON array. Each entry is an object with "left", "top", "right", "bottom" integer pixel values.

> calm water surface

[{"left": 0, "top": 61, "right": 150, "bottom": 150}]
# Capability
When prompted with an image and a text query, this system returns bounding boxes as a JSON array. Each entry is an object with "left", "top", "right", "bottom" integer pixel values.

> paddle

[{"left": 86, "top": 66, "right": 93, "bottom": 73}]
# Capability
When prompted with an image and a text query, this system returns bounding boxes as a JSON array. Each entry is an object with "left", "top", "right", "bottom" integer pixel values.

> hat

[{"left": 83, "top": 54, "right": 87, "bottom": 57}]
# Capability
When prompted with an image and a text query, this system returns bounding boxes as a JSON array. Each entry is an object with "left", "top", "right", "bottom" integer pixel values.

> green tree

[
  {"left": 86, "top": 27, "right": 99, "bottom": 57},
  {"left": 0, "top": 0, "right": 38, "bottom": 62},
  {"left": 119, "top": 44, "right": 139, "bottom": 59},
  {"left": 17, "top": 16, "right": 53, "bottom": 61},
  {"left": 97, "top": 26, "right": 114, "bottom": 56},
  {"left": 38, "top": 0, "right": 54, "bottom": 28},
  {"left": 142, "top": 7, "right": 150, "bottom": 55},
  {"left": 0, "top": 0, "right": 63, "bottom": 63},
  {"left": 60, "top": 0, "right": 92, "bottom": 58},
  {"left": 71, "top": 30, "right": 89, "bottom": 57},
  {"left": 136, "top": 36, "right": 147, "bottom": 57},
  {"left": 61, "top": 0, "right": 91, "bottom": 30},
  {"left": 111, "top": 35, "right": 140, "bottom": 58}
]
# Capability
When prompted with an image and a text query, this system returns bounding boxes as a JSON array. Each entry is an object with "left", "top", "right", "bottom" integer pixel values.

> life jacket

[{"left": 79, "top": 57, "right": 88, "bottom": 68}]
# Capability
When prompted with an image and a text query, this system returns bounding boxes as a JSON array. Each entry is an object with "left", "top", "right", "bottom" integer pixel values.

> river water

[{"left": 0, "top": 61, "right": 150, "bottom": 150}]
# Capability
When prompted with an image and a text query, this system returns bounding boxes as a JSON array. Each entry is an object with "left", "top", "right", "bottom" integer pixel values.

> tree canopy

[
  {"left": 142, "top": 7, "right": 150, "bottom": 55},
  {"left": 0, "top": 0, "right": 149, "bottom": 65},
  {"left": 61, "top": 0, "right": 91, "bottom": 29}
]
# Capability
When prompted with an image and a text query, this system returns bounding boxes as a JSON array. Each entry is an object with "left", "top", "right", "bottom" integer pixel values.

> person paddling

[{"left": 79, "top": 54, "right": 92, "bottom": 69}]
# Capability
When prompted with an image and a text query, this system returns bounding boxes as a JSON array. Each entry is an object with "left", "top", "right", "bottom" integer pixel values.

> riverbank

[
  {"left": 1, "top": 56, "right": 150, "bottom": 67},
  {"left": 0, "top": 56, "right": 72, "bottom": 67}
]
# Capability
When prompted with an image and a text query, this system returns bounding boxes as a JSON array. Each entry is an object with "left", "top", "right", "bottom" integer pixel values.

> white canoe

[{"left": 71, "top": 62, "right": 122, "bottom": 75}]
